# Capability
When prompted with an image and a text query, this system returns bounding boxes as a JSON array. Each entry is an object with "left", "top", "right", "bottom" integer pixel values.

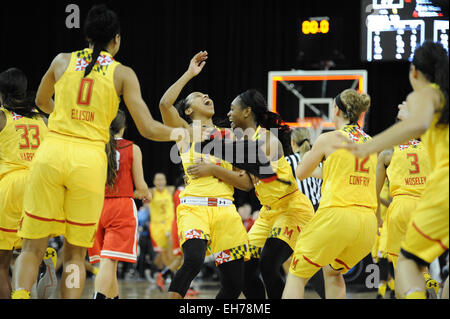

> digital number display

[
  {"left": 302, "top": 18, "right": 330, "bottom": 34},
  {"left": 361, "top": 0, "right": 449, "bottom": 61}
]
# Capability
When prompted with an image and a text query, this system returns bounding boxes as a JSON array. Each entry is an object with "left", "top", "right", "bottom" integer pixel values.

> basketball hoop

[{"left": 296, "top": 117, "right": 324, "bottom": 144}]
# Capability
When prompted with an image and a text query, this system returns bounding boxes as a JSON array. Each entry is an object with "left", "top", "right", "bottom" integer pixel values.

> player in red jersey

[{"left": 88, "top": 109, "right": 151, "bottom": 299}]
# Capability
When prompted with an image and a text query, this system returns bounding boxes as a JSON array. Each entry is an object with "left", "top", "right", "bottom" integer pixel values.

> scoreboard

[{"left": 361, "top": 0, "right": 449, "bottom": 61}]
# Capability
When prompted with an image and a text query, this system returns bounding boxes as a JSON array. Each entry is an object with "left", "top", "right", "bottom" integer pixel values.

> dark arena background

[{"left": 0, "top": 0, "right": 448, "bottom": 305}]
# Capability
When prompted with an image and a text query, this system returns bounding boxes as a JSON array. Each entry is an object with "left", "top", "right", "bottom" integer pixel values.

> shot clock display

[
  {"left": 301, "top": 18, "right": 330, "bottom": 35},
  {"left": 297, "top": 16, "right": 345, "bottom": 63},
  {"left": 361, "top": 0, "right": 449, "bottom": 62}
]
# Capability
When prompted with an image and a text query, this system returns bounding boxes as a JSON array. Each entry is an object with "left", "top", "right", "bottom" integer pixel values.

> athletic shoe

[
  {"left": 156, "top": 272, "right": 165, "bottom": 292},
  {"left": 36, "top": 247, "right": 58, "bottom": 299},
  {"left": 186, "top": 288, "right": 199, "bottom": 297},
  {"left": 425, "top": 277, "right": 439, "bottom": 299}
]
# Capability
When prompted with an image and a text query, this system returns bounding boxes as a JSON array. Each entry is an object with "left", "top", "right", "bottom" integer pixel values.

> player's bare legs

[
  {"left": 11, "top": 237, "right": 49, "bottom": 298},
  {"left": 323, "top": 265, "right": 346, "bottom": 299},
  {"left": 94, "top": 258, "right": 118, "bottom": 298},
  {"left": 60, "top": 241, "right": 87, "bottom": 299},
  {"left": 0, "top": 250, "right": 13, "bottom": 298},
  {"left": 282, "top": 273, "right": 308, "bottom": 299},
  {"left": 442, "top": 276, "right": 449, "bottom": 299},
  {"left": 395, "top": 253, "right": 426, "bottom": 298}
]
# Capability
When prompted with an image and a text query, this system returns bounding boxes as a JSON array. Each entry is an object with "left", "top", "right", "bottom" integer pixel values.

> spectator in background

[
  {"left": 137, "top": 203, "right": 157, "bottom": 281},
  {"left": 150, "top": 173, "right": 175, "bottom": 272}
]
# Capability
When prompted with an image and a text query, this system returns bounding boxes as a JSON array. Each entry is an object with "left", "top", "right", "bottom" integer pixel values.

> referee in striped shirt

[{"left": 286, "top": 127, "right": 323, "bottom": 211}]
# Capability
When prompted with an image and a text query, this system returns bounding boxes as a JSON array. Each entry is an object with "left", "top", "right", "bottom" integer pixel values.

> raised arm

[
  {"left": 131, "top": 144, "right": 152, "bottom": 203},
  {"left": 119, "top": 65, "right": 186, "bottom": 142},
  {"left": 296, "top": 133, "right": 329, "bottom": 180},
  {"left": 159, "top": 51, "right": 208, "bottom": 128}
]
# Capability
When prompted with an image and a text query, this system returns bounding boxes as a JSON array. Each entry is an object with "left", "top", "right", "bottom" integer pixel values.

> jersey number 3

[
  {"left": 407, "top": 153, "right": 420, "bottom": 174},
  {"left": 77, "top": 78, "right": 94, "bottom": 106}
]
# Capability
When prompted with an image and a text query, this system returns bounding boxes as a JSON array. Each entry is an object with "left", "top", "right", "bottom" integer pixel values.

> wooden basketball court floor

[{"left": 41, "top": 277, "right": 378, "bottom": 299}]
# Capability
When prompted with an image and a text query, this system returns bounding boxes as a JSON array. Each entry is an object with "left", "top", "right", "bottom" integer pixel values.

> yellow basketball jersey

[
  {"left": 387, "top": 140, "right": 430, "bottom": 197},
  {"left": 320, "top": 125, "right": 377, "bottom": 210},
  {"left": 49, "top": 48, "right": 121, "bottom": 144},
  {"left": 179, "top": 142, "right": 235, "bottom": 200},
  {"left": 420, "top": 83, "right": 449, "bottom": 171},
  {"left": 250, "top": 126, "right": 298, "bottom": 207},
  {"left": 150, "top": 188, "right": 175, "bottom": 223},
  {"left": 0, "top": 108, "right": 48, "bottom": 178}
]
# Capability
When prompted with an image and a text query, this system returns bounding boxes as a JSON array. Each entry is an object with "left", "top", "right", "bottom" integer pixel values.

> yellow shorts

[
  {"left": 0, "top": 170, "right": 29, "bottom": 250},
  {"left": 290, "top": 206, "right": 377, "bottom": 279},
  {"left": 176, "top": 203, "right": 249, "bottom": 266},
  {"left": 248, "top": 190, "right": 314, "bottom": 259},
  {"left": 401, "top": 169, "right": 449, "bottom": 265},
  {"left": 150, "top": 218, "right": 173, "bottom": 251},
  {"left": 385, "top": 195, "right": 420, "bottom": 267},
  {"left": 18, "top": 133, "right": 107, "bottom": 248}
]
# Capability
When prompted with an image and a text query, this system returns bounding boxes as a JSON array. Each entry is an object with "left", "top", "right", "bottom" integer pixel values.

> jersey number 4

[
  {"left": 15, "top": 124, "right": 41, "bottom": 149},
  {"left": 77, "top": 78, "right": 94, "bottom": 106}
]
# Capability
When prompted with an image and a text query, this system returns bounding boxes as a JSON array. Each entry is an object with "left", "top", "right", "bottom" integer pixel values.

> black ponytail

[
  {"left": 0, "top": 68, "right": 37, "bottom": 118},
  {"left": 84, "top": 45, "right": 104, "bottom": 78},
  {"left": 239, "top": 89, "right": 293, "bottom": 155},
  {"left": 412, "top": 41, "right": 449, "bottom": 125},
  {"left": 175, "top": 98, "right": 192, "bottom": 124},
  {"left": 83, "top": 4, "right": 121, "bottom": 78}
]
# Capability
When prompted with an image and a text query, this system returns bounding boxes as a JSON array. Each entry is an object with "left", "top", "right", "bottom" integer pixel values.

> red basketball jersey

[{"left": 106, "top": 138, "right": 134, "bottom": 198}]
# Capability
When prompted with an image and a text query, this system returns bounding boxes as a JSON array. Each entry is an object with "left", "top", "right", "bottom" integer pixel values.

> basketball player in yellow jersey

[
  {"left": 376, "top": 102, "right": 431, "bottom": 268},
  {"left": 159, "top": 51, "right": 249, "bottom": 299},
  {"left": 189, "top": 89, "right": 315, "bottom": 299},
  {"left": 339, "top": 41, "right": 449, "bottom": 299},
  {"left": 0, "top": 68, "right": 48, "bottom": 298},
  {"left": 11, "top": 5, "right": 187, "bottom": 300},
  {"left": 149, "top": 173, "right": 175, "bottom": 269},
  {"left": 282, "top": 89, "right": 378, "bottom": 299}
]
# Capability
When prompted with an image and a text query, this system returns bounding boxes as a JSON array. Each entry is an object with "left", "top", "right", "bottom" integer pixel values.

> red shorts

[
  {"left": 172, "top": 215, "right": 182, "bottom": 256},
  {"left": 88, "top": 197, "right": 138, "bottom": 264}
]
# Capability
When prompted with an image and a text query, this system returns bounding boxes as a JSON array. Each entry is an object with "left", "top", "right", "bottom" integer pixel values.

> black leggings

[
  {"left": 244, "top": 238, "right": 293, "bottom": 299},
  {"left": 168, "top": 239, "right": 244, "bottom": 299},
  {"left": 243, "top": 238, "right": 326, "bottom": 299}
]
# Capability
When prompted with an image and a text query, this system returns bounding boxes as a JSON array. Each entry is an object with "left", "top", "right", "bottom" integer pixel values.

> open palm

[{"left": 188, "top": 51, "right": 208, "bottom": 76}]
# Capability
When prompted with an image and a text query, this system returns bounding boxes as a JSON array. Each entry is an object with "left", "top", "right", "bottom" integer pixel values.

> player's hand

[
  {"left": 186, "top": 162, "right": 215, "bottom": 179},
  {"left": 135, "top": 189, "right": 152, "bottom": 204},
  {"left": 187, "top": 51, "right": 208, "bottom": 77},
  {"left": 333, "top": 134, "right": 372, "bottom": 158}
]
